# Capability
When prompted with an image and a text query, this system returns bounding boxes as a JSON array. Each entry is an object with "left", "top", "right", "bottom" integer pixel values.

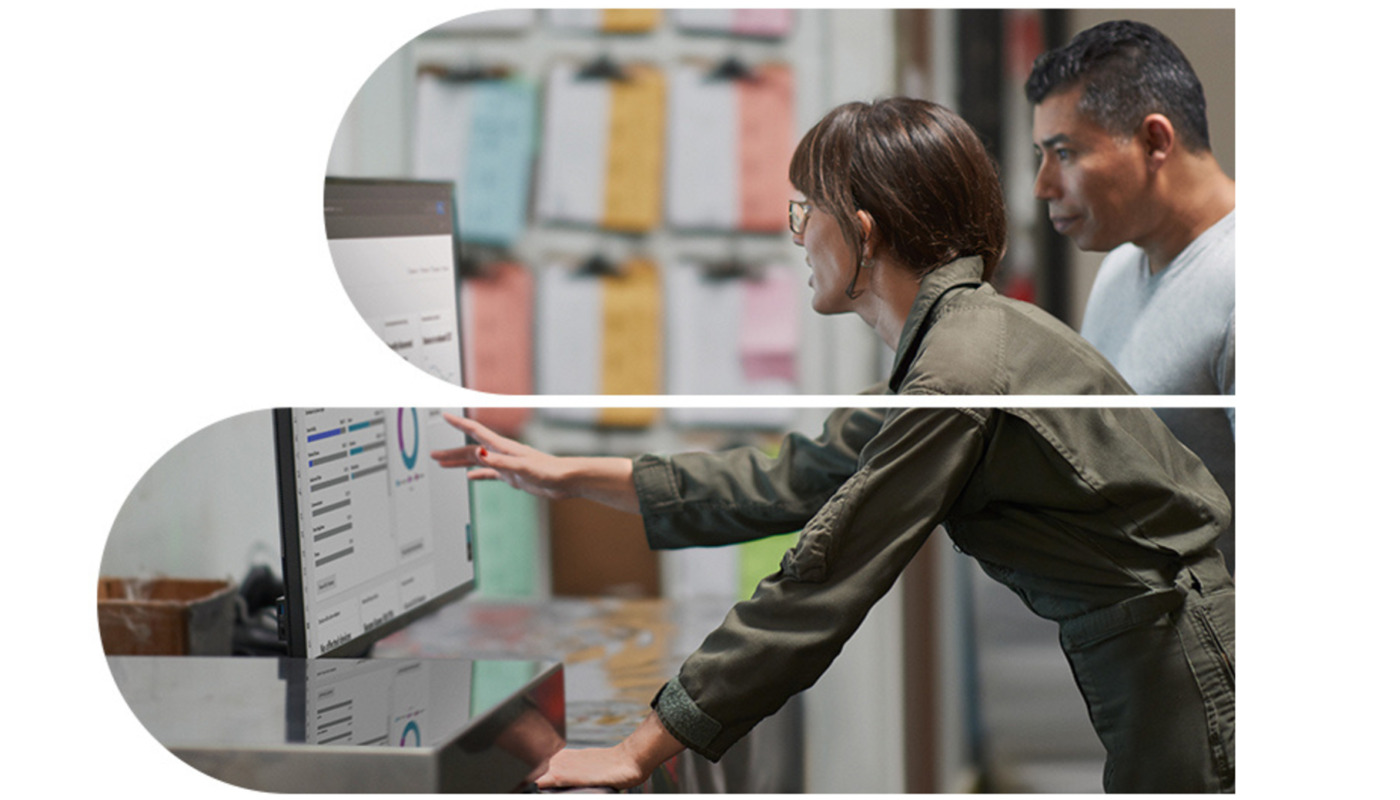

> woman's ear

[{"left": 856, "top": 209, "right": 879, "bottom": 258}]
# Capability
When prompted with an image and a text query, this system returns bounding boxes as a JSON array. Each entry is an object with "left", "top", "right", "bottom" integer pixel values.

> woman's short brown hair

[{"left": 789, "top": 98, "right": 1007, "bottom": 281}]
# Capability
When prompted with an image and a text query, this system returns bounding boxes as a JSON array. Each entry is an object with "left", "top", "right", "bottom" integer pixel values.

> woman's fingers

[
  {"left": 428, "top": 449, "right": 504, "bottom": 483},
  {"left": 442, "top": 413, "right": 521, "bottom": 455},
  {"left": 428, "top": 445, "right": 484, "bottom": 467},
  {"left": 534, "top": 746, "right": 645, "bottom": 791},
  {"left": 436, "top": 415, "right": 566, "bottom": 499},
  {"left": 428, "top": 449, "right": 471, "bottom": 466},
  {"left": 431, "top": 445, "right": 529, "bottom": 481},
  {"left": 477, "top": 451, "right": 530, "bottom": 480}
]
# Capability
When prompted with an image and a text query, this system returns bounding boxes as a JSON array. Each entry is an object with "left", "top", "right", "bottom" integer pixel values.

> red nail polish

[{"left": 478, "top": 447, "right": 488, "bottom": 459}]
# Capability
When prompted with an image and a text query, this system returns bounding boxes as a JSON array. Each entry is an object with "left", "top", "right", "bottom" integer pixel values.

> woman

[{"left": 432, "top": 98, "right": 1235, "bottom": 792}]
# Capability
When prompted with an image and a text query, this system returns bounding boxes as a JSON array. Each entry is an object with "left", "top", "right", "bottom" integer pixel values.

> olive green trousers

[{"left": 1061, "top": 564, "right": 1235, "bottom": 792}]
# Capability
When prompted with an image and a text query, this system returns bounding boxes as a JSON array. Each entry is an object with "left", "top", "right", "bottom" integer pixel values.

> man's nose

[{"left": 1033, "top": 158, "right": 1058, "bottom": 201}]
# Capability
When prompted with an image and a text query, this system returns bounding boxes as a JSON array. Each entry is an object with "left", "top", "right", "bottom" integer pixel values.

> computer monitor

[
  {"left": 324, "top": 178, "right": 468, "bottom": 388},
  {"left": 274, "top": 407, "right": 477, "bottom": 658}
]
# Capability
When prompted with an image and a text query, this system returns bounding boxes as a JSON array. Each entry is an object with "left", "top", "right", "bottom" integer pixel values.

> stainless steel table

[
  {"left": 107, "top": 655, "right": 564, "bottom": 792},
  {"left": 375, "top": 597, "right": 805, "bottom": 792}
]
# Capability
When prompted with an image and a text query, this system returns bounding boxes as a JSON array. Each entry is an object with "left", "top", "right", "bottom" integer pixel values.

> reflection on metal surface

[
  {"left": 564, "top": 700, "right": 652, "bottom": 746},
  {"left": 107, "top": 655, "right": 564, "bottom": 792},
  {"left": 377, "top": 598, "right": 805, "bottom": 791}
]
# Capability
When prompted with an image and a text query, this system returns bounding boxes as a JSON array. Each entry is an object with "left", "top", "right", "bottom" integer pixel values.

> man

[{"left": 1027, "top": 20, "right": 1236, "bottom": 573}]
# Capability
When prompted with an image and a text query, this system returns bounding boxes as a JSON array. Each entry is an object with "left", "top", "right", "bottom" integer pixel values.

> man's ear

[{"left": 1142, "top": 113, "right": 1176, "bottom": 171}]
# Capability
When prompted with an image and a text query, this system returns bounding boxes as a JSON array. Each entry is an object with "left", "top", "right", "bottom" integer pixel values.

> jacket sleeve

[
  {"left": 648, "top": 407, "right": 988, "bottom": 760},
  {"left": 633, "top": 407, "right": 885, "bottom": 549}
]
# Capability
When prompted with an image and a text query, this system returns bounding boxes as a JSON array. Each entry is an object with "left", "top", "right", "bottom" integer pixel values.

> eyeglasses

[{"left": 788, "top": 200, "right": 811, "bottom": 236}]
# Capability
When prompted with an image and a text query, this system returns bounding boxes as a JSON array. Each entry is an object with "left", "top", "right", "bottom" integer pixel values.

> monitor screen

[
  {"left": 324, "top": 178, "right": 467, "bottom": 387},
  {"left": 274, "top": 407, "right": 476, "bottom": 658}
]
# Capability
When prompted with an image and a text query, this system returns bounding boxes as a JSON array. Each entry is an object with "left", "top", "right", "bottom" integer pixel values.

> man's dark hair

[
  {"left": 1025, "top": 20, "right": 1211, "bottom": 153},
  {"left": 789, "top": 98, "right": 1007, "bottom": 281}
]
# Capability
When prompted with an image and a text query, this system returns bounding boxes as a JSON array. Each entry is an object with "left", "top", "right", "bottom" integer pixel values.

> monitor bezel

[
  {"left": 323, "top": 176, "right": 471, "bottom": 390},
  {"left": 273, "top": 407, "right": 478, "bottom": 659}
]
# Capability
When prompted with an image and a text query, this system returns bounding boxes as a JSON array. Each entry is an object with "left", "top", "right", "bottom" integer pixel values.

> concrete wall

[{"left": 101, "top": 411, "right": 280, "bottom": 582}]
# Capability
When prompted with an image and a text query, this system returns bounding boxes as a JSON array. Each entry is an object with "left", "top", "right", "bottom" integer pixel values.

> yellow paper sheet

[
  {"left": 601, "top": 65, "right": 666, "bottom": 232},
  {"left": 599, "top": 258, "right": 660, "bottom": 426},
  {"left": 601, "top": 9, "right": 660, "bottom": 33}
]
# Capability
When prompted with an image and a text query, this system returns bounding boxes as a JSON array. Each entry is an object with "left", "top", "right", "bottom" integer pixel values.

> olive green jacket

[{"left": 632, "top": 257, "right": 1233, "bottom": 761}]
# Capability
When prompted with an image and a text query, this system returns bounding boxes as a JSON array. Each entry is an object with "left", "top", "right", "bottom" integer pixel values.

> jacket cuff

[
  {"left": 651, "top": 678, "right": 724, "bottom": 761},
  {"left": 632, "top": 455, "right": 684, "bottom": 550}
]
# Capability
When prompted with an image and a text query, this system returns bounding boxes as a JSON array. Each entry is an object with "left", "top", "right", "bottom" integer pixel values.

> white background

[{"left": 3, "top": 2, "right": 1396, "bottom": 797}]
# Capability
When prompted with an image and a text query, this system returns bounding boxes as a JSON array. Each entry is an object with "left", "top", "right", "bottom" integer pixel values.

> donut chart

[
  {"left": 397, "top": 408, "right": 419, "bottom": 470},
  {"left": 399, "top": 720, "right": 421, "bottom": 747}
]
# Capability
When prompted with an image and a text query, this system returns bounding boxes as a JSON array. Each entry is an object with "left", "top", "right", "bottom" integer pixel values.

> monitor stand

[{"left": 108, "top": 655, "right": 564, "bottom": 793}]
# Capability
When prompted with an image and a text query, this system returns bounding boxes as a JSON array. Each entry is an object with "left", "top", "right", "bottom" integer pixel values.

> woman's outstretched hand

[
  {"left": 431, "top": 414, "right": 575, "bottom": 499},
  {"left": 431, "top": 414, "right": 641, "bottom": 513}
]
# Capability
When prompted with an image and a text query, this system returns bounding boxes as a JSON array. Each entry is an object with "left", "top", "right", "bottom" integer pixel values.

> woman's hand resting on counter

[{"left": 535, "top": 712, "right": 686, "bottom": 791}]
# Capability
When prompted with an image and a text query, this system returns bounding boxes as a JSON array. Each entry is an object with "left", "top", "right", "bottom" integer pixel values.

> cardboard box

[
  {"left": 548, "top": 498, "right": 658, "bottom": 598},
  {"left": 97, "top": 577, "right": 237, "bottom": 656}
]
